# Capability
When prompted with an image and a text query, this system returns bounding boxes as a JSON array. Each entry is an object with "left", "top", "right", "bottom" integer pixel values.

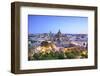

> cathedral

[{"left": 55, "top": 29, "right": 63, "bottom": 44}]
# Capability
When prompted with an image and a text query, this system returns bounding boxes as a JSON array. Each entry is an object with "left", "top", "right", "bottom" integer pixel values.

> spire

[
  {"left": 58, "top": 29, "right": 61, "bottom": 34},
  {"left": 56, "top": 29, "right": 62, "bottom": 38},
  {"left": 57, "top": 29, "right": 61, "bottom": 36}
]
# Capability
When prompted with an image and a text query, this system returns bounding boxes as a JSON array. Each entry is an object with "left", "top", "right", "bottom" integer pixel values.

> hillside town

[{"left": 28, "top": 30, "right": 88, "bottom": 60}]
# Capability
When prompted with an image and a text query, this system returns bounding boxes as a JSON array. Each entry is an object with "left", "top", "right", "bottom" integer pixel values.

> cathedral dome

[{"left": 56, "top": 29, "right": 62, "bottom": 38}]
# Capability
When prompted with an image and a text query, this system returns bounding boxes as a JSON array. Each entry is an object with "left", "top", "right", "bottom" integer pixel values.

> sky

[{"left": 28, "top": 15, "right": 88, "bottom": 34}]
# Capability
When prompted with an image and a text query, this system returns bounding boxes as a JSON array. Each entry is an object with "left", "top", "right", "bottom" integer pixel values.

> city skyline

[{"left": 28, "top": 15, "right": 88, "bottom": 34}]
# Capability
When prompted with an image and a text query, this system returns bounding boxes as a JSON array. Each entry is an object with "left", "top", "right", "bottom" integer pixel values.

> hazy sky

[{"left": 28, "top": 15, "right": 88, "bottom": 34}]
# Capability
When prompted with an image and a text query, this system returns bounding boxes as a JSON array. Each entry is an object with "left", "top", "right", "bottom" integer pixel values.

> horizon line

[{"left": 28, "top": 33, "right": 88, "bottom": 34}]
